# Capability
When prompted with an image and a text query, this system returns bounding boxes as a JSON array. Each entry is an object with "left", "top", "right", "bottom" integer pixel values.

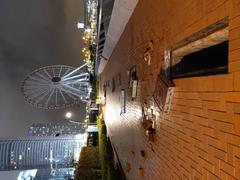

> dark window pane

[{"left": 171, "top": 41, "right": 228, "bottom": 78}]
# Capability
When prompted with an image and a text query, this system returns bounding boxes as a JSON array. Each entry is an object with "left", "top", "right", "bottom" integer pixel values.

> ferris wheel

[{"left": 21, "top": 64, "right": 91, "bottom": 109}]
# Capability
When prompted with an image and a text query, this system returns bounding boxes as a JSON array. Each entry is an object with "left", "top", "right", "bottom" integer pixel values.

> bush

[
  {"left": 97, "top": 115, "right": 122, "bottom": 180},
  {"left": 75, "top": 115, "right": 123, "bottom": 180},
  {"left": 75, "top": 146, "right": 101, "bottom": 180}
]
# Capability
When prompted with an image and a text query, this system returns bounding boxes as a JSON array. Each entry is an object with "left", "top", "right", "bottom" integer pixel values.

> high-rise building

[
  {"left": 28, "top": 123, "right": 85, "bottom": 137},
  {"left": 0, "top": 135, "right": 87, "bottom": 171}
]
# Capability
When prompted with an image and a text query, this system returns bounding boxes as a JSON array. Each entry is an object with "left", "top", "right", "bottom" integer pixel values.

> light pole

[{"left": 65, "top": 112, "right": 96, "bottom": 125}]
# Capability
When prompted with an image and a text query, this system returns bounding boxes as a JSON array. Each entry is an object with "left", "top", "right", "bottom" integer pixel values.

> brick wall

[{"left": 99, "top": 0, "right": 240, "bottom": 179}]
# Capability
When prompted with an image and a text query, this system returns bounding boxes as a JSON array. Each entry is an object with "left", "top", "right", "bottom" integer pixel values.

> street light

[
  {"left": 65, "top": 112, "right": 96, "bottom": 125},
  {"left": 65, "top": 111, "right": 80, "bottom": 124},
  {"left": 65, "top": 112, "right": 72, "bottom": 119}
]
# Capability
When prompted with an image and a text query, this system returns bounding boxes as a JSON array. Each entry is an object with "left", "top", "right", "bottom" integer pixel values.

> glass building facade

[{"left": 0, "top": 135, "right": 86, "bottom": 171}]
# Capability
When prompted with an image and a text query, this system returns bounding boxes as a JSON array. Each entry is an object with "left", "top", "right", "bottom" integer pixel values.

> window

[
  {"left": 168, "top": 18, "right": 229, "bottom": 79},
  {"left": 120, "top": 89, "right": 126, "bottom": 114}
]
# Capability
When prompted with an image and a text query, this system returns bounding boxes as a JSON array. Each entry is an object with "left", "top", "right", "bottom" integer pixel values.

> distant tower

[{"left": 0, "top": 135, "right": 87, "bottom": 171}]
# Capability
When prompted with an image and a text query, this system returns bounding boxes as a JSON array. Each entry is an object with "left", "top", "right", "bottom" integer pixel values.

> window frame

[{"left": 164, "top": 17, "right": 229, "bottom": 80}]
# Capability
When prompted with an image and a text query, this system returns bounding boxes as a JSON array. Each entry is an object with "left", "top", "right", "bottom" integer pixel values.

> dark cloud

[{"left": 0, "top": 0, "right": 85, "bottom": 137}]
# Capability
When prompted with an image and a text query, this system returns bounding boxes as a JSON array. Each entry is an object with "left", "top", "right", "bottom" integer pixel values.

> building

[
  {"left": 98, "top": 0, "right": 240, "bottom": 179},
  {"left": 86, "top": 125, "right": 98, "bottom": 146},
  {"left": 0, "top": 135, "right": 87, "bottom": 171},
  {"left": 28, "top": 123, "right": 85, "bottom": 137},
  {"left": 95, "top": 0, "right": 115, "bottom": 72},
  {"left": 17, "top": 168, "right": 75, "bottom": 180}
]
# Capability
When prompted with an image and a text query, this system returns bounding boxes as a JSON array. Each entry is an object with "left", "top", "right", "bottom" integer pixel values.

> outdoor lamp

[{"left": 65, "top": 112, "right": 72, "bottom": 119}]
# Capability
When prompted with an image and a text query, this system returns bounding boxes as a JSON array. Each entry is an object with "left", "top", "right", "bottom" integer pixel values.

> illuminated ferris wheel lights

[{"left": 21, "top": 65, "right": 90, "bottom": 109}]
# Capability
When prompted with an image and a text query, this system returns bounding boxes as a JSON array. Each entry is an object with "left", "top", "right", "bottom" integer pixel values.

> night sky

[{"left": 0, "top": 0, "right": 86, "bottom": 138}]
